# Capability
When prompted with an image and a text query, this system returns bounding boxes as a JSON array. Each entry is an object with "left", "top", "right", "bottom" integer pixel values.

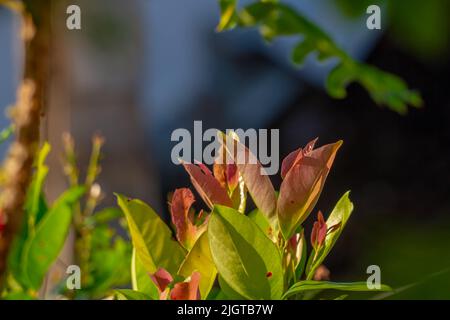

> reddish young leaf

[
  {"left": 281, "top": 138, "right": 318, "bottom": 179},
  {"left": 170, "top": 271, "right": 201, "bottom": 300},
  {"left": 196, "top": 161, "right": 213, "bottom": 176},
  {"left": 222, "top": 134, "right": 277, "bottom": 224},
  {"left": 182, "top": 162, "right": 232, "bottom": 209},
  {"left": 170, "top": 188, "right": 200, "bottom": 250},
  {"left": 150, "top": 268, "right": 173, "bottom": 292},
  {"left": 278, "top": 140, "right": 343, "bottom": 239},
  {"left": 311, "top": 211, "right": 327, "bottom": 250},
  {"left": 213, "top": 145, "right": 239, "bottom": 192}
]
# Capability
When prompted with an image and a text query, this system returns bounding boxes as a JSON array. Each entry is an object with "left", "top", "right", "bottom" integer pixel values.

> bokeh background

[{"left": 1, "top": 0, "right": 449, "bottom": 298}]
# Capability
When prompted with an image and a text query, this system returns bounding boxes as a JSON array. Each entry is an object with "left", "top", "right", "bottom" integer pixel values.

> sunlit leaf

[
  {"left": 131, "top": 250, "right": 160, "bottom": 299},
  {"left": 283, "top": 280, "right": 392, "bottom": 299},
  {"left": 178, "top": 232, "right": 217, "bottom": 299},
  {"left": 170, "top": 271, "right": 201, "bottom": 300},
  {"left": 116, "top": 194, "right": 186, "bottom": 275},
  {"left": 221, "top": 133, "right": 277, "bottom": 226},
  {"left": 278, "top": 140, "right": 342, "bottom": 239},
  {"left": 306, "top": 191, "right": 353, "bottom": 279},
  {"left": 218, "top": 275, "right": 246, "bottom": 300},
  {"left": 170, "top": 188, "right": 206, "bottom": 250},
  {"left": 115, "top": 289, "right": 152, "bottom": 300},
  {"left": 182, "top": 163, "right": 232, "bottom": 209},
  {"left": 208, "top": 205, "right": 283, "bottom": 299}
]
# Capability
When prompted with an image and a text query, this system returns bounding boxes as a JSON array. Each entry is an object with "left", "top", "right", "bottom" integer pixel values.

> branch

[{"left": 217, "top": 1, "right": 423, "bottom": 114}]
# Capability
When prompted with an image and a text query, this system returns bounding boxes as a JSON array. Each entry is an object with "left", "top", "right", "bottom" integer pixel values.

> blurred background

[{"left": 0, "top": 0, "right": 449, "bottom": 298}]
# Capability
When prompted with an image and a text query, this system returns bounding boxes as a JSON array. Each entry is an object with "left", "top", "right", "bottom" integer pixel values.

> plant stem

[{"left": 0, "top": 1, "right": 51, "bottom": 291}]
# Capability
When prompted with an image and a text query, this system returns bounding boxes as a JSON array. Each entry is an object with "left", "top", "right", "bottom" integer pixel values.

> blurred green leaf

[
  {"left": 283, "top": 280, "right": 391, "bottom": 299},
  {"left": 178, "top": 232, "right": 217, "bottom": 299},
  {"left": 217, "top": 1, "right": 423, "bottom": 113},
  {"left": 9, "top": 144, "right": 51, "bottom": 288},
  {"left": 208, "top": 205, "right": 283, "bottom": 299},
  {"left": 78, "top": 226, "right": 131, "bottom": 298},
  {"left": 25, "top": 142, "right": 51, "bottom": 230},
  {"left": 1, "top": 292, "right": 35, "bottom": 300},
  {"left": 217, "top": 0, "right": 238, "bottom": 31},
  {"left": 0, "top": 0, "right": 24, "bottom": 12},
  {"left": 0, "top": 125, "right": 14, "bottom": 144},
  {"left": 116, "top": 194, "right": 186, "bottom": 275},
  {"left": 85, "top": 207, "right": 122, "bottom": 227},
  {"left": 22, "top": 186, "right": 85, "bottom": 290}
]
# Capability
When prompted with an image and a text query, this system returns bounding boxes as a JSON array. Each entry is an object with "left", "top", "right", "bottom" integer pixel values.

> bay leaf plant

[{"left": 116, "top": 132, "right": 391, "bottom": 300}]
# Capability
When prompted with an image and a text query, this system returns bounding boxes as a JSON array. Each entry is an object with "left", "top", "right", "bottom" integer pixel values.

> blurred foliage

[
  {"left": 60, "top": 134, "right": 131, "bottom": 299},
  {"left": 335, "top": 0, "right": 450, "bottom": 62},
  {"left": 3, "top": 143, "right": 85, "bottom": 298},
  {"left": 217, "top": 0, "right": 423, "bottom": 114},
  {"left": 356, "top": 219, "right": 450, "bottom": 299},
  {"left": 0, "top": 125, "right": 14, "bottom": 145},
  {"left": 0, "top": 0, "right": 23, "bottom": 12},
  {"left": 0, "top": 137, "right": 131, "bottom": 299}
]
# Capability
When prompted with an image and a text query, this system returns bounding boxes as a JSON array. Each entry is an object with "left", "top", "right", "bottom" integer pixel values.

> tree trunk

[{"left": 0, "top": 0, "right": 51, "bottom": 290}]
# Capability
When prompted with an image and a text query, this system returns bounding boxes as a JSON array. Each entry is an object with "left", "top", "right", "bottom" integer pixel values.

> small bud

[{"left": 89, "top": 183, "right": 101, "bottom": 199}]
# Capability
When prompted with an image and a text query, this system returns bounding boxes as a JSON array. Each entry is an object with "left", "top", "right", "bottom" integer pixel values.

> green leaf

[
  {"left": 178, "top": 232, "right": 217, "bottom": 299},
  {"left": 0, "top": 124, "right": 14, "bottom": 144},
  {"left": 80, "top": 227, "right": 131, "bottom": 298},
  {"left": 8, "top": 144, "right": 51, "bottom": 288},
  {"left": 306, "top": 191, "right": 353, "bottom": 279},
  {"left": 116, "top": 194, "right": 186, "bottom": 275},
  {"left": 131, "top": 249, "right": 160, "bottom": 299},
  {"left": 25, "top": 142, "right": 51, "bottom": 230},
  {"left": 217, "top": 0, "right": 237, "bottom": 31},
  {"left": 21, "top": 186, "right": 86, "bottom": 290},
  {"left": 283, "top": 280, "right": 392, "bottom": 299},
  {"left": 294, "top": 231, "right": 307, "bottom": 281},
  {"left": 218, "top": 275, "right": 247, "bottom": 300},
  {"left": 292, "top": 39, "right": 315, "bottom": 66},
  {"left": 326, "top": 63, "right": 358, "bottom": 99},
  {"left": 182, "top": 162, "right": 232, "bottom": 209},
  {"left": 248, "top": 209, "right": 273, "bottom": 238},
  {"left": 1, "top": 292, "right": 35, "bottom": 300},
  {"left": 208, "top": 205, "right": 283, "bottom": 299},
  {"left": 114, "top": 289, "right": 152, "bottom": 300},
  {"left": 220, "top": 1, "right": 422, "bottom": 113},
  {"left": 85, "top": 207, "right": 123, "bottom": 227}
]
